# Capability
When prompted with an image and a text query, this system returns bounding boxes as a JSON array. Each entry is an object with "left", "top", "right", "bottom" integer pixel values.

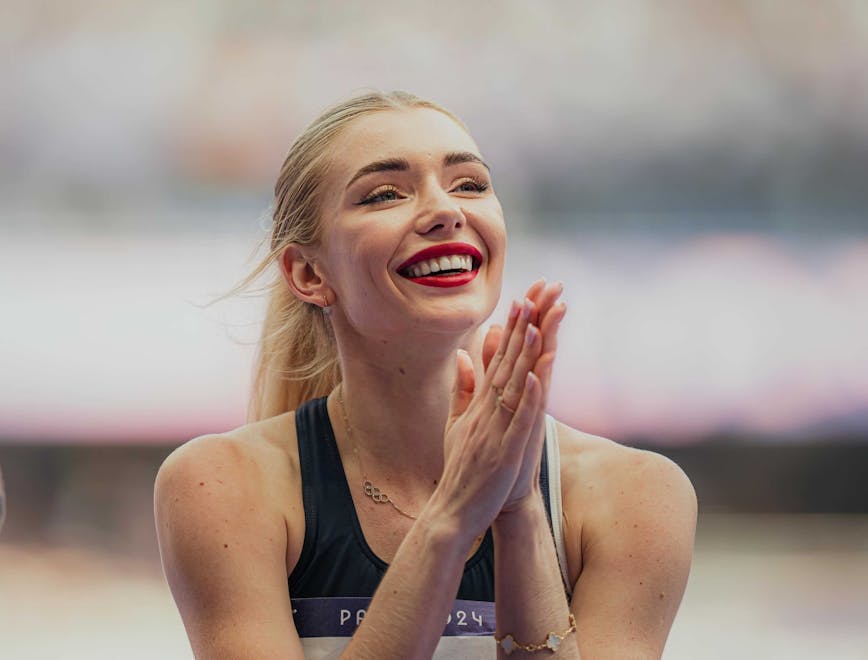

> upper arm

[
  {"left": 154, "top": 435, "right": 304, "bottom": 659},
  {"left": 568, "top": 449, "right": 697, "bottom": 658}
]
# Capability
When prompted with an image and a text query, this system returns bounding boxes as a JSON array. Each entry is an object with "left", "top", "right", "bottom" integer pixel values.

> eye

[
  {"left": 357, "top": 185, "right": 403, "bottom": 206},
  {"left": 451, "top": 177, "right": 490, "bottom": 194}
]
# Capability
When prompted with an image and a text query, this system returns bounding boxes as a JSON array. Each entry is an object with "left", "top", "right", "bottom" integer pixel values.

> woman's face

[{"left": 316, "top": 107, "right": 506, "bottom": 342}]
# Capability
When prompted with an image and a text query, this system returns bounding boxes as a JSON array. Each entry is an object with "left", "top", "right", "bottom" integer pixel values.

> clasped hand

[{"left": 439, "top": 280, "right": 566, "bottom": 534}]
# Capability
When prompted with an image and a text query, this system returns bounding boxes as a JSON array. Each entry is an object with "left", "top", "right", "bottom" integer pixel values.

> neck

[{"left": 327, "top": 324, "right": 486, "bottom": 492}]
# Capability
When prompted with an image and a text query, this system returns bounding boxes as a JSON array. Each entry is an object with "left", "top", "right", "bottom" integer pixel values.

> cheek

[
  {"left": 478, "top": 194, "right": 506, "bottom": 232},
  {"left": 481, "top": 203, "right": 508, "bottom": 264},
  {"left": 328, "top": 230, "right": 395, "bottom": 298}
]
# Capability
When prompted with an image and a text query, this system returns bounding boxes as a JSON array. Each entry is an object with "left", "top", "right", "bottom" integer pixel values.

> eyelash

[
  {"left": 357, "top": 185, "right": 401, "bottom": 206},
  {"left": 356, "top": 177, "right": 490, "bottom": 206},
  {"left": 453, "top": 177, "right": 490, "bottom": 194}
]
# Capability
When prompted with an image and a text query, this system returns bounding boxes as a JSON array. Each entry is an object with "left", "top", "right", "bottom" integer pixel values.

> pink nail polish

[
  {"left": 526, "top": 325, "right": 538, "bottom": 345},
  {"left": 509, "top": 301, "right": 519, "bottom": 320}
]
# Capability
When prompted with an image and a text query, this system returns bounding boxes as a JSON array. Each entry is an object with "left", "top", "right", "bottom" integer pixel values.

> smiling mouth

[
  {"left": 397, "top": 251, "right": 483, "bottom": 289},
  {"left": 398, "top": 254, "right": 480, "bottom": 279},
  {"left": 396, "top": 242, "right": 484, "bottom": 286}
]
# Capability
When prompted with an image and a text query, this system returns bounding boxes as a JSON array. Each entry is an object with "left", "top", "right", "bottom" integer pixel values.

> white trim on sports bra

[{"left": 545, "top": 414, "right": 573, "bottom": 598}]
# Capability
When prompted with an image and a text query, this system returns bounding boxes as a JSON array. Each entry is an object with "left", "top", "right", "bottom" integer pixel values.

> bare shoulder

[
  {"left": 155, "top": 413, "right": 297, "bottom": 504},
  {"left": 154, "top": 415, "right": 298, "bottom": 544},
  {"left": 154, "top": 411, "right": 300, "bottom": 570},
  {"left": 554, "top": 420, "right": 697, "bottom": 524},
  {"left": 553, "top": 425, "right": 697, "bottom": 654},
  {"left": 154, "top": 413, "right": 304, "bottom": 658}
]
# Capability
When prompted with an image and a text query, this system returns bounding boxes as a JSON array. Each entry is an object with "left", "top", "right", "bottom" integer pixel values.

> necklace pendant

[
  {"left": 340, "top": 388, "right": 414, "bottom": 517},
  {"left": 364, "top": 480, "right": 389, "bottom": 504}
]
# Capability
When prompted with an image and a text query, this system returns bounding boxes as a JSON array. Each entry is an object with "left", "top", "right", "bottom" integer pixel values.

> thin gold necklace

[{"left": 336, "top": 385, "right": 418, "bottom": 520}]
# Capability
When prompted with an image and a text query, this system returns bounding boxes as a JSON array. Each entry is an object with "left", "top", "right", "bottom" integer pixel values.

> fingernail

[
  {"left": 509, "top": 301, "right": 519, "bottom": 320},
  {"left": 521, "top": 298, "right": 533, "bottom": 319},
  {"left": 526, "top": 325, "right": 538, "bottom": 345}
]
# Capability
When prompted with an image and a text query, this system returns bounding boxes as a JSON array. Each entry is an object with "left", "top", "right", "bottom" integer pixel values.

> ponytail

[{"left": 248, "top": 279, "right": 340, "bottom": 421}]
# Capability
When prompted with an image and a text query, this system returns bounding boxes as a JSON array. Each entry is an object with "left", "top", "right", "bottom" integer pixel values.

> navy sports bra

[{"left": 287, "top": 396, "right": 557, "bottom": 657}]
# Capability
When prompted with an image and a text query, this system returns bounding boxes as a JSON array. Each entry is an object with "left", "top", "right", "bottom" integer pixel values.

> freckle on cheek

[{"left": 199, "top": 482, "right": 205, "bottom": 486}]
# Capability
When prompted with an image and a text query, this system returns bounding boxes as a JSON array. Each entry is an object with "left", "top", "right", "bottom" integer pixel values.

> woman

[{"left": 155, "top": 91, "right": 697, "bottom": 659}]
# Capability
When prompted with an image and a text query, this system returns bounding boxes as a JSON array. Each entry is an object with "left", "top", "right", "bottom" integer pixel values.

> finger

[
  {"left": 533, "top": 352, "right": 556, "bottom": 404},
  {"left": 501, "top": 370, "right": 541, "bottom": 458},
  {"left": 482, "top": 324, "right": 503, "bottom": 372},
  {"left": 532, "top": 281, "right": 564, "bottom": 328},
  {"left": 528, "top": 278, "right": 546, "bottom": 296},
  {"left": 523, "top": 279, "right": 559, "bottom": 326},
  {"left": 533, "top": 302, "right": 565, "bottom": 403},
  {"left": 448, "top": 349, "right": 476, "bottom": 424},
  {"left": 524, "top": 278, "right": 547, "bottom": 316},
  {"left": 538, "top": 300, "right": 566, "bottom": 358},
  {"left": 482, "top": 299, "right": 522, "bottom": 390},
  {"left": 482, "top": 301, "right": 519, "bottom": 384},
  {"left": 499, "top": 322, "right": 542, "bottom": 412},
  {"left": 489, "top": 298, "right": 534, "bottom": 394}
]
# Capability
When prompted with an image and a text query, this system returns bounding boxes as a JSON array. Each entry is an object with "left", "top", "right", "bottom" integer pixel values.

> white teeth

[{"left": 404, "top": 254, "right": 477, "bottom": 278}]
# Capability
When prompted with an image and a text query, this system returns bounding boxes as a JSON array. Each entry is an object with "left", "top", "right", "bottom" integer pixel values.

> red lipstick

[
  {"left": 397, "top": 242, "right": 483, "bottom": 272},
  {"left": 406, "top": 270, "right": 479, "bottom": 288},
  {"left": 397, "top": 242, "right": 483, "bottom": 289}
]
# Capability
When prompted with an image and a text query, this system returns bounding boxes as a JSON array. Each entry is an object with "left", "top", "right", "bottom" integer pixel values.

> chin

[{"left": 411, "top": 297, "right": 496, "bottom": 334}]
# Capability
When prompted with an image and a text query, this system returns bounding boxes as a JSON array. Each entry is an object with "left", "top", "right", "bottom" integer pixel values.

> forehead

[{"left": 328, "top": 107, "right": 481, "bottom": 179}]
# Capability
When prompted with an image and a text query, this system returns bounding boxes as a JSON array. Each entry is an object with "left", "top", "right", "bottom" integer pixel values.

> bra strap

[{"left": 545, "top": 414, "right": 573, "bottom": 598}]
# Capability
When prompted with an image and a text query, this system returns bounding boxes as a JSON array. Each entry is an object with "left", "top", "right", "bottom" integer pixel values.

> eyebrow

[
  {"left": 345, "top": 157, "right": 409, "bottom": 189},
  {"left": 345, "top": 151, "right": 490, "bottom": 189},
  {"left": 443, "top": 151, "right": 490, "bottom": 171}
]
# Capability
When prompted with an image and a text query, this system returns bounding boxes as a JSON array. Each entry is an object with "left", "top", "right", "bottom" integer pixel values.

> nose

[{"left": 414, "top": 185, "right": 466, "bottom": 236}]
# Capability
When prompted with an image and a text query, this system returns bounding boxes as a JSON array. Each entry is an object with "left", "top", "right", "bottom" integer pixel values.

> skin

[{"left": 154, "top": 107, "right": 697, "bottom": 659}]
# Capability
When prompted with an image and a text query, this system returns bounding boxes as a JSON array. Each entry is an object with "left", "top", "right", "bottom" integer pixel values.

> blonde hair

[{"left": 245, "top": 91, "right": 467, "bottom": 421}]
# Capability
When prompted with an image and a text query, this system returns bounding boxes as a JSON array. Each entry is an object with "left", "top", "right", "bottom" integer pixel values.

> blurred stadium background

[{"left": 1, "top": 1, "right": 867, "bottom": 658}]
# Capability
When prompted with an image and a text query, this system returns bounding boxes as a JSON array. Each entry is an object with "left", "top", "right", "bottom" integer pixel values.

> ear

[{"left": 279, "top": 244, "right": 335, "bottom": 309}]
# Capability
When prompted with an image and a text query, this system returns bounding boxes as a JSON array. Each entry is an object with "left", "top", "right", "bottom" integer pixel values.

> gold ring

[{"left": 496, "top": 393, "right": 516, "bottom": 415}]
